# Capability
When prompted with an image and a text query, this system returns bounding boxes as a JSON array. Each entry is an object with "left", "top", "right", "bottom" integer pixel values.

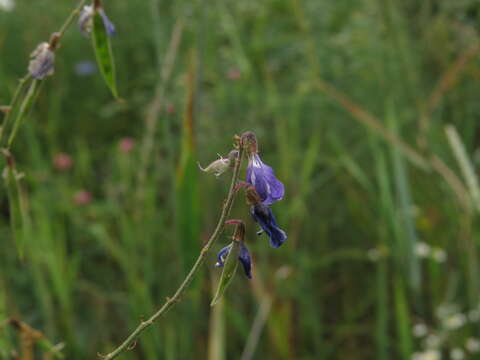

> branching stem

[{"left": 100, "top": 145, "right": 245, "bottom": 360}]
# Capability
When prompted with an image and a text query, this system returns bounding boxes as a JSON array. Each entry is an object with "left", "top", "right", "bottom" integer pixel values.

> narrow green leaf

[
  {"left": 7, "top": 79, "right": 41, "bottom": 148},
  {"left": 4, "top": 166, "right": 26, "bottom": 259},
  {"left": 92, "top": 11, "right": 118, "bottom": 98},
  {"left": 37, "top": 339, "right": 64, "bottom": 359},
  {"left": 0, "top": 75, "right": 30, "bottom": 144},
  {"left": 211, "top": 241, "right": 240, "bottom": 306}
]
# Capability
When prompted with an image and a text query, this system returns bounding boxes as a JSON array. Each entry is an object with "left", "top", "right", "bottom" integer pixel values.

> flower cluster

[
  {"left": 200, "top": 132, "right": 287, "bottom": 281},
  {"left": 411, "top": 302, "right": 480, "bottom": 360}
]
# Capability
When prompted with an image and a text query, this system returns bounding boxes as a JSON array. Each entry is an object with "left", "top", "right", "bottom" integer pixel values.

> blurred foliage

[{"left": 2, "top": 0, "right": 480, "bottom": 359}]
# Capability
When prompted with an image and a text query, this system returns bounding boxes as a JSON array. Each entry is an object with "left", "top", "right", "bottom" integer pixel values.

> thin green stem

[
  {"left": 57, "top": 0, "right": 88, "bottom": 39},
  {"left": 100, "top": 145, "right": 245, "bottom": 360},
  {"left": 0, "top": 75, "right": 30, "bottom": 147}
]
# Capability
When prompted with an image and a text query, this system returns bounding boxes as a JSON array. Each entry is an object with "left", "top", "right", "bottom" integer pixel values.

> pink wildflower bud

[
  {"left": 74, "top": 190, "right": 93, "bottom": 206},
  {"left": 53, "top": 153, "right": 73, "bottom": 171},
  {"left": 118, "top": 137, "right": 135, "bottom": 153}
]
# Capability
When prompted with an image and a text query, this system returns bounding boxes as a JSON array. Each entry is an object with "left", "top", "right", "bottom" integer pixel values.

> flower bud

[
  {"left": 53, "top": 153, "right": 73, "bottom": 171},
  {"left": 240, "top": 131, "right": 258, "bottom": 155}
]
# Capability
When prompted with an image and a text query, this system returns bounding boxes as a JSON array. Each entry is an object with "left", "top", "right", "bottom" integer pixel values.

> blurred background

[{"left": 2, "top": 0, "right": 480, "bottom": 359}]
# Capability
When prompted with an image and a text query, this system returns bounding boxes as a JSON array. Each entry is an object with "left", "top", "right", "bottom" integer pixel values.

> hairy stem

[{"left": 100, "top": 145, "right": 245, "bottom": 360}]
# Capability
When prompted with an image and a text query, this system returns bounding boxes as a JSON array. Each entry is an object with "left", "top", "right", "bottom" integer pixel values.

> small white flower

[
  {"left": 443, "top": 313, "right": 467, "bottom": 330},
  {"left": 367, "top": 248, "right": 381, "bottom": 262},
  {"left": 432, "top": 248, "right": 447, "bottom": 263},
  {"left": 422, "top": 349, "right": 441, "bottom": 360},
  {"left": 468, "top": 309, "right": 480, "bottom": 322},
  {"left": 450, "top": 348, "right": 464, "bottom": 360},
  {"left": 424, "top": 334, "right": 442, "bottom": 348},
  {"left": 412, "top": 352, "right": 423, "bottom": 360},
  {"left": 466, "top": 338, "right": 480, "bottom": 352},
  {"left": 436, "top": 304, "right": 459, "bottom": 319},
  {"left": 0, "top": 0, "right": 14, "bottom": 11},
  {"left": 415, "top": 242, "right": 431, "bottom": 257},
  {"left": 413, "top": 323, "right": 428, "bottom": 337}
]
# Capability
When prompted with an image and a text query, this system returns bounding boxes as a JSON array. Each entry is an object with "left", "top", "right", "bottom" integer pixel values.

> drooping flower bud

[{"left": 28, "top": 42, "right": 55, "bottom": 79}]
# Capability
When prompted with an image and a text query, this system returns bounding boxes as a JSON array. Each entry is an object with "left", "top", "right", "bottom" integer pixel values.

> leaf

[
  {"left": 4, "top": 165, "right": 27, "bottom": 259},
  {"left": 91, "top": 11, "right": 118, "bottom": 98},
  {"left": 211, "top": 241, "right": 240, "bottom": 306},
  {"left": 7, "top": 79, "right": 42, "bottom": 147},
  {"left": 0, "top": 75, "right": 31, "bottom": 147}
]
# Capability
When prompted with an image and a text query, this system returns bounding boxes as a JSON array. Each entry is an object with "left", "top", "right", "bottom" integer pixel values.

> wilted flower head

[
  {"left": 241, "top": 131, "right": 284, "bottom": 205},
  {"left": 78, "top": 2, "right": 115, "bottom": 36},
  {"left": 198, "top": 151, "right": 238, "bottom": 177},
  {"left": 28, "top": 42, "right": 54, "bottom": 79},
  {"left": 247, "top": 186, "right": 287, "bottom": 248}
]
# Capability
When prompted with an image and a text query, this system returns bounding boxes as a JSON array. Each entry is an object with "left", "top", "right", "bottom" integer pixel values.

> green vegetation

[{"left": 2, "top": 0, "right": 480, "bottom": 359}]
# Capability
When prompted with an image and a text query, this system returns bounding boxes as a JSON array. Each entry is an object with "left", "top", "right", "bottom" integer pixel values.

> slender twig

[{"left": 100, "top": 145, "right": 245, "bottom": 360}]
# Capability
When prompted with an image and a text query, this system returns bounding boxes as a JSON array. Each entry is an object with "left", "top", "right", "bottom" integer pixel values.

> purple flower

[
  {"left": 215, "top": 243, "right": 252, "bottom": 279},
  {"left": 246, "top": 153, "right": 285, "bottom": 205},
  {"left": 251, "top": 203, "right": 287, "bottom": 248},
  {"left": 28, "top": 42, "right": 54, "bottom": 79},
  {"left": 78, "top": 4, "right": 115, "bottom": 36}
]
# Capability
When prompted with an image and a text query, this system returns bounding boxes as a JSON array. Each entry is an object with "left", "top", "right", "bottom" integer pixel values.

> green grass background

[{"left": 2, "top": 0, "right": 480, "bottom": 359}]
